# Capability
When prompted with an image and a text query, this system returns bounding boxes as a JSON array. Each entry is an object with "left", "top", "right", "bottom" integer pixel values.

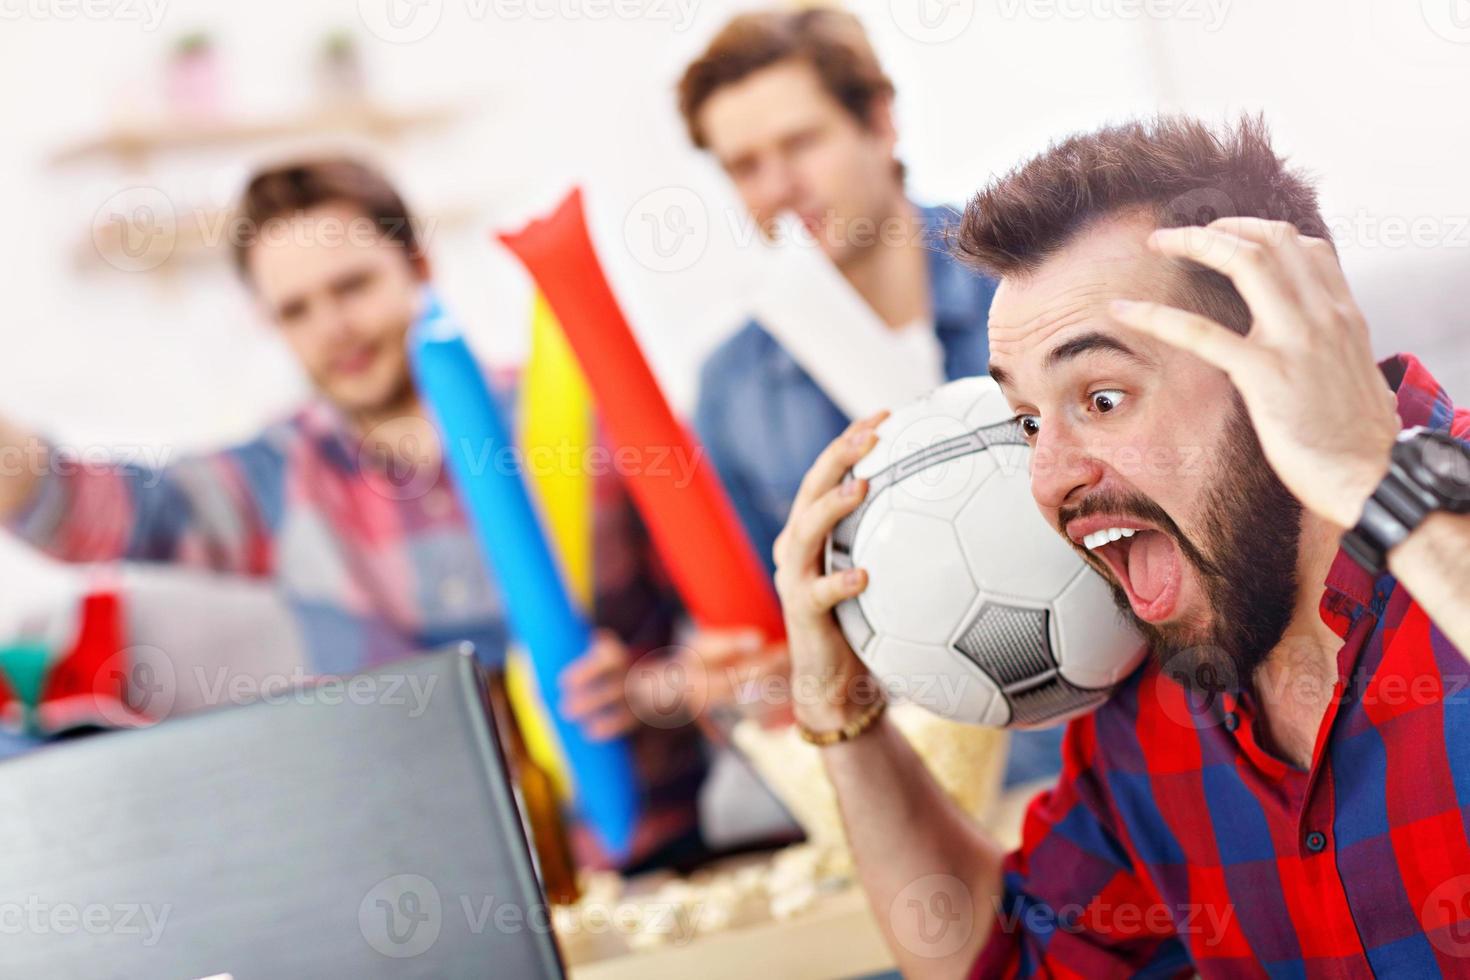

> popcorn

[
  {"left": 769, "top": 878, "right": 818, "bottom": 921},
  {"left": 731, "top": 704, "right": 1010, "bottom": 853},
  {"left": 553, "top": 712, "right": 1008, "bottom": 954}
]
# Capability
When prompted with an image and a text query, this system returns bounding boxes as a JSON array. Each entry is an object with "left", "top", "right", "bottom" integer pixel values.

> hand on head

[{"left": 1109, "top": 217, "right": 1400, "bottom": 529}]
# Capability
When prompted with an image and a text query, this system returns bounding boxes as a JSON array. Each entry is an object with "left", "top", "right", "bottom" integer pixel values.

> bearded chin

[{"left": 1123, "top": 405, "right": 1304, "bottom": 697}]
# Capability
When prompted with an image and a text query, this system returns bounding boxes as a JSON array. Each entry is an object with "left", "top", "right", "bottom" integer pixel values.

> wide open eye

[
  {"left": 1016, "top": 414, "right": 1041, "bottom": 440},
  {"left": 1090, "top": 390, "right": 1126, "bottom": 414}
]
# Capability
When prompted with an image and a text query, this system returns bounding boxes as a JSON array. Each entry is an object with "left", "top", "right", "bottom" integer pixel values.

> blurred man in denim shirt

[{"left": 678, "top": 8, "right": 1062, "bottom": 789}]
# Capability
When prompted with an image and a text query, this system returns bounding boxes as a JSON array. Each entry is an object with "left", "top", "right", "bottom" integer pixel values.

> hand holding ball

[{"left": 824, "top": 377, "right": 1146, "bottom": 728}]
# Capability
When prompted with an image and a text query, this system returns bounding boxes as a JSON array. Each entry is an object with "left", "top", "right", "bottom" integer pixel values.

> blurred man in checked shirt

[
  {"left": 773, "top": 115, "right": 1470, "bottom": 977},
  {"left": 0, "top": 159, "right": 711, "bottom": 871}
]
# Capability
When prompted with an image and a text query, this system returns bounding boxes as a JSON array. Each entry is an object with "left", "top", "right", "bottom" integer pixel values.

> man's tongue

[{"left": 1126, "top": 530, "right": 1177, "bottom": 609}]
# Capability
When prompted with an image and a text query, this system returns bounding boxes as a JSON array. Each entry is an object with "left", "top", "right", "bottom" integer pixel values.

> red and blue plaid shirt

[
  {"left": 5, "top": 391, "right": 704, "bottom": 869},
  {"left": 976, "top": 353, "right": 1470, "bottom": 977}
]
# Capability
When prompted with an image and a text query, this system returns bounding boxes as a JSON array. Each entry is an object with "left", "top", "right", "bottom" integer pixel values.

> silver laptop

[{"left": 0, "top": 645, "right": 565, "bottom": 979}]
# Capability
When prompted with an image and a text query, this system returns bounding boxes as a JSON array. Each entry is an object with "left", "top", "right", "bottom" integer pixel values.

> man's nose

[
  {"left": 320, "top": 299, "right": 359, "bottom": 342},
  {"left": 1030, "top": 419, "right": 1105, "bottom": 511},
  {"left": 754, "top": 160, "right": 800, "bottom": 219}
]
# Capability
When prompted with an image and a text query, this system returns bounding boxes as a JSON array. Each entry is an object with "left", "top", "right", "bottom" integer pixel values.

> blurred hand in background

[{"left": 559, "top": 627, "right": 790, "bottom": 741}]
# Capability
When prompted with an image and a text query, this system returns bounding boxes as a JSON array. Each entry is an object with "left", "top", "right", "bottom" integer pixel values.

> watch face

[{"left": 1419, "top": 433, "right": 1470, "bottom": 507}]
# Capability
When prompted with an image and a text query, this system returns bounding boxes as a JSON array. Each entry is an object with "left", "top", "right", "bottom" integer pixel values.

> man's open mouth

[{"left": 1066, "top": 516, "right": 1183, "bottom": 624}]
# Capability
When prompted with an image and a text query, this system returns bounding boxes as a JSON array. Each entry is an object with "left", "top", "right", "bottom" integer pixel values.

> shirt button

[
  {"left": 1223, "top": 711, "right": 1239, "bottom": 732},
  {"left": 1305, "top": 831, "right": 1327, "bottom": 854}
]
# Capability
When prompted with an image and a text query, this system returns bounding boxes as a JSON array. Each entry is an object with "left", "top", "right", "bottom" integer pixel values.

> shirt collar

[
  {"left": 759, "top": 204, "right": 975, "bottom": 383},
  {"left": 1317, "top": 353, "right": 1456, "bottom": 633},
  {"left": 299, "top": 398, "right": 363, "bottom": 474}
]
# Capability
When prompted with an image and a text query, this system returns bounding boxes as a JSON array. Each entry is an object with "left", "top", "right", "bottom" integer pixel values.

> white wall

[{"left": 1, "top": 0, "right": 1467, "bottom": 632}]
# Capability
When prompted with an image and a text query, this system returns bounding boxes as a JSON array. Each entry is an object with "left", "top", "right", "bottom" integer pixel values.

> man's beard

[{"left": 1059, "top": 403, "right": 1303, "bottom": 695}]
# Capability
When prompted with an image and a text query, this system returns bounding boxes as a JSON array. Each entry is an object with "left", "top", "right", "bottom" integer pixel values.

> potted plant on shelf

[
  {"left": 165, "top": 31, "right": 222, "bottom": 120},
  {"left": 318, "top": 30, "right": 367, "bottom": 106}
]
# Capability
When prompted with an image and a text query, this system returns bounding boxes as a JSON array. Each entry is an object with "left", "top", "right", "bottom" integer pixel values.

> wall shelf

[
  {"left": 56, "top": 96, "right": 475, "bottom": 274},
  {"left": 50, "top": 100, "right": 465, "bottom": 167},
  {"left": 78, "top": 201, "right": 482, "bottom": 274}
]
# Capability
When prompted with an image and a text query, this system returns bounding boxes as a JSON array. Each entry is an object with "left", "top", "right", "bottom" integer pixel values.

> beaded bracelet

[{"left": 796, "top": 697, "right": 887, "bottom": 747}]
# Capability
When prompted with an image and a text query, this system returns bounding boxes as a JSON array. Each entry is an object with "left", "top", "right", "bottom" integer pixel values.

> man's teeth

[{"left": 1083, "top": 527, "right": 1137, "bottom": 551}]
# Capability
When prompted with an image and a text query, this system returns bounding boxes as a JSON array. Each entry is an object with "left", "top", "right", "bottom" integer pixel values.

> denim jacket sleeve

[{"left": 693, "top": 346, "right": 784, "bottom": 578}]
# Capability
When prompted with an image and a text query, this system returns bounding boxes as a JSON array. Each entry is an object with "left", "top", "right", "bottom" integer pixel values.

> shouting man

[{"left": 774, "top": 116, "right": 1470, "bottom": 976}]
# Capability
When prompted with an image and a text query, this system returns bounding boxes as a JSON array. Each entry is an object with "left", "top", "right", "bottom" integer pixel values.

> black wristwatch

[{"left": 1341, "top": 427, "right": 1470, "bottom": 574}]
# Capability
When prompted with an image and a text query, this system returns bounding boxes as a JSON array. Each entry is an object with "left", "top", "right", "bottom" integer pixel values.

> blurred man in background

[
  {"left": 678, "top": 7, "right": 1063, "bottom": 791},
  {"left": 0, "top": 158, "right": 705, "bottom": 871}
]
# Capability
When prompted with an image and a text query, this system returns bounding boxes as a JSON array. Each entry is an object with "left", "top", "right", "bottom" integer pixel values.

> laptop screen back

[{"left": 0, "top": 646, "right": 564, "bottom": 979}]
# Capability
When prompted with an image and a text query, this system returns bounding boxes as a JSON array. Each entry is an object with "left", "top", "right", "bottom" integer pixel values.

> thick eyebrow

[
  {"left": 1045, "top": 331, "right": 1150, "bottom": 370},
  {"left": 988, "top": 331, "right": 1150, "bottom": 391}
]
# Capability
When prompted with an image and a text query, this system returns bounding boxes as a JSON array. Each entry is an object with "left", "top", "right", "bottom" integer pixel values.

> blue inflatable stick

[{"left": 409, "top": 291, "right": 639, "bottom": 859}]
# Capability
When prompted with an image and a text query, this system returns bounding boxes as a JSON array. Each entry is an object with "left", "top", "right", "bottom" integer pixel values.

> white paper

[{"left": 746, "top": 214, "right": 946, "bottom": 420}]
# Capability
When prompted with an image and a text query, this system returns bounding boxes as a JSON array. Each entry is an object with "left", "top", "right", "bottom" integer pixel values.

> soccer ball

[{"left": 825, "top": 376, "right": 1146, "bottom": 729}]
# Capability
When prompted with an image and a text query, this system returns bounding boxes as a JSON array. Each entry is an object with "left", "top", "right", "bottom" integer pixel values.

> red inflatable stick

[{"left": 499, "top": 189, "right": 785, "bottom": 640}]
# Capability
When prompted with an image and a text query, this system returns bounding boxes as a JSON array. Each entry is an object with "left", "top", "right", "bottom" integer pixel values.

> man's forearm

[
  {"left": 0, "top": 416, "right": 43, "bottom": 523},
  {"left": 821, "top": 716, "right": 1005, "bottom": 979},
  {"left": 1390, "top": 511, "right": 1470, "bottom": 653}
]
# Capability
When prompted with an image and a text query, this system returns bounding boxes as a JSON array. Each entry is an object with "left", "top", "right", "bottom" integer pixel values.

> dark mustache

[{"left": 1058, "top": 491, "right": 1221, "bottom": 580}]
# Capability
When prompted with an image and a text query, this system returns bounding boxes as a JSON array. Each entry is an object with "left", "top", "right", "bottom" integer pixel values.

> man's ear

[
  {"left": 866, "top": 94, "right": 899, "bottom": 156},
  {"left": 410, "top": 251, "right": 432, "bottom": 282},
  {"left": 248, "top": 291, "right": 278, "bottom": 330}
]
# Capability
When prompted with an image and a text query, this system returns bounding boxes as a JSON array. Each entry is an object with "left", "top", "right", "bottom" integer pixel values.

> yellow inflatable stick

[
  {"left": 505, "top": 291, "right": 596, "bottom": 801},
  {"left": 504, "top": 647, "right": 571, "bottom": 800},
  {"left": 521, "top": 291, "right": 595, "bottom": 605}
]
